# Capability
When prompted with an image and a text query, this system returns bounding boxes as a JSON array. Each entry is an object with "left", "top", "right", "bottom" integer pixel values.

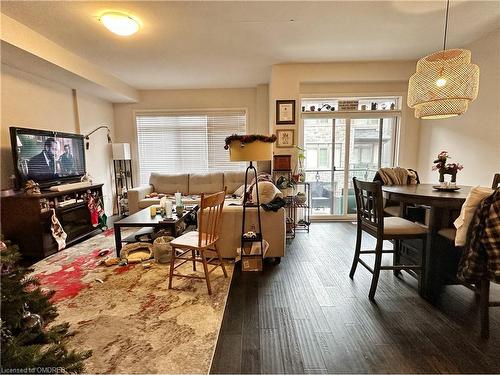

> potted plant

[
  {"left": 294, "top": 191, "right": 307, "bottom": 205},
  {"left": 292, "top": 146, "right": 306, "bottom": 183}
]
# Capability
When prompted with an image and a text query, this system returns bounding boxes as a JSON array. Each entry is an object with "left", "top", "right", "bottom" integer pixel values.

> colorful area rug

[{"left": 31, "top": 228, "right": 233, "bottom": 374}]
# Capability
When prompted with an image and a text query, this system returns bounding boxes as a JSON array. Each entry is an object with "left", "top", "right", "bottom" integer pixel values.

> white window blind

[{"left": 136, "top": 110, "right": 246, "bottom": 184}]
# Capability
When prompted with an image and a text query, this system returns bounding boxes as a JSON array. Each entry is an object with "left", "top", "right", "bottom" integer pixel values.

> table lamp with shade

[{"left": 226, "top": 134, "right": 276, "bottom": 270}]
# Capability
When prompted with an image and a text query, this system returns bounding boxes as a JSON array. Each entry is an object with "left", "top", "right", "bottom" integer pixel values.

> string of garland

[{"left": 224, "top": 134, "right": 277, "bottom": 150}]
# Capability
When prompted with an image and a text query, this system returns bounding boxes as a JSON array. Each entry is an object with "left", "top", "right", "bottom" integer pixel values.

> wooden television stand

[{"left": 1, "top": 183, "right": 104, "bottom": 261}]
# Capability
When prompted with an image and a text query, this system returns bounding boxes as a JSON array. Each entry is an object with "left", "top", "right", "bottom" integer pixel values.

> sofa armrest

[{"left": 128, "top": 185, "right": 153, "bottom": 214}]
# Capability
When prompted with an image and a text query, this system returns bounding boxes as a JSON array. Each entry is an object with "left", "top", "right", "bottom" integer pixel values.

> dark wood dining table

[{"left": 382, "top": 183, "right": 471, "bottom": 302}]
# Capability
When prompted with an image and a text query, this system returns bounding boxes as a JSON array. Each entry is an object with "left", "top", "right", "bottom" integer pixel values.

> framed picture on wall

[
  {"left": 276, "top": 100, "right": 295, "bottom": 125},
  {"left": 276, "top": 129, "right": 295, "bottom": 148}
]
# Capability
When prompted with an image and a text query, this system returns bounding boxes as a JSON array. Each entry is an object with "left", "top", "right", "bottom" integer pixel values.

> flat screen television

[{"left": 10, "top": 127, "right": 86, "bottom": 187}]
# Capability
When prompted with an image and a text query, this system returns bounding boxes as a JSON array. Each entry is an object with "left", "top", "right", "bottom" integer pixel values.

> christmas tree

[{"left": 1, "top": 240, "right": 92, "bottom": 372}]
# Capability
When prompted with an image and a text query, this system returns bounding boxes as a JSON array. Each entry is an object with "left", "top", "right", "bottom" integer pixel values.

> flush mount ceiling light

[
  {"left": 407, "top": 0, "right": 479, "bottom": 119},
  {"left": 100, "top": 11, "right": 140, "bottom": 36}
]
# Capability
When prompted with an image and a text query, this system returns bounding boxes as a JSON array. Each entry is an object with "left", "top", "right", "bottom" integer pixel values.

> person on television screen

[
  {"left": 27, "top": 137, "right": 58, "bottom": 180},
  {"left": 59, "top": 144, "right": 75, "bottom": 175}
]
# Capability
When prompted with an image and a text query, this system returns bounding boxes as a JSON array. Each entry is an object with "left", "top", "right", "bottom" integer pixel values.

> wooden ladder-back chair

[
  {"left": 374, "top": 167, "right": 425, "bottom": 221},
  {"left": 350, "top": 178, "right": 427, "bottom": 300},
  {"left": 168, "top": 189, "right": 228, "bottom": 295}
]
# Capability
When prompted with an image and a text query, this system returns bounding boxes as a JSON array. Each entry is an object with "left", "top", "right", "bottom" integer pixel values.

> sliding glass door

[
  {"left": 304, "top": 115, "right": 399, "bottom": 219},
  {"left": 304, "top": 118, "right": 345, "bottom": 216}
]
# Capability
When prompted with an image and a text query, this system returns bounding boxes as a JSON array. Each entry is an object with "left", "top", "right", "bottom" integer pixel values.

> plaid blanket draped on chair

[{"left": 457, "top": 189, "right": 500, "bottom": 283}]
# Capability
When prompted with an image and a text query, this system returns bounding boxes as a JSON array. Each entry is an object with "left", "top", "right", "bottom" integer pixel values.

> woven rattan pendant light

[{"left": 408, "top": 0, "right": 480, "bottom": 119}]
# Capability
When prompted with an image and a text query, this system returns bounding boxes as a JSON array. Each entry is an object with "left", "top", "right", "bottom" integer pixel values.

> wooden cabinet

[{"left": 1, "top": 184, "right": 104, "bottom": 261}]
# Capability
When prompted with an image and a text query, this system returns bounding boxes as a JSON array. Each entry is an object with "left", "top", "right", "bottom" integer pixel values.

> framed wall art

[
  {"left": 276, "top": 100, "right": 295, "bottom": 125},
  {"left": 273, "top": 155, "right": 292, "bottom": 171},
  {"left": 276, "top": 129, "right": 295, "bottom": 148}
]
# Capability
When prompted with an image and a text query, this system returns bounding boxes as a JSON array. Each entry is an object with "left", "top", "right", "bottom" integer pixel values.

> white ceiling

[{"left": 2, "top": 1, "right": 500, "bottom": 90}]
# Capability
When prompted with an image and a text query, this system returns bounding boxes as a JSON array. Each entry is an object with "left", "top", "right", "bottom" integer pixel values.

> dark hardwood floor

[{"left": 210, "top": 222, "right": 500, "bottom": 374}]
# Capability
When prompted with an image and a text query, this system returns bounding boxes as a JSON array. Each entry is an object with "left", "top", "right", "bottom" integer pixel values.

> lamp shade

[
  {"left": 228, "top": 140, "right": 273, "bottom": 162},
  {"left": 112, "top": 143, "right": 131, "bottom": 160},
  {"left": 408, "top": 49, "right": 480, "bottom": 119}
]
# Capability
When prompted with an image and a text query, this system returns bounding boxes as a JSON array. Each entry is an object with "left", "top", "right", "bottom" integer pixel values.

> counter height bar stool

[
  {"left": 168, "top": 189, "right": 228, "bottom": 295},
  {"left": 350, "top": 178, "right": 428, "bottom": 300}
]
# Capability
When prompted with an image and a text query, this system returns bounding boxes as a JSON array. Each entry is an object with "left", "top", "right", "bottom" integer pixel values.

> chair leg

[
  {"left": 417, "top": 236, "right": 426, "bottom": 297},
  {"left": 349, "top": 224, "right": 362, "bottom": 279},
  {"left": 393, "top": 240, "right": 401, "bottom": 277},
  {"left": 214, "top": 243, "right": 228, "bottom": 278},
  {"left": 168, "top": 246, "right": 176, "bottom": 289},
  {"left": 369, "top": 239, "right": 383, "bottom": 301},
  {"left": 474, "top": 283, "right": 481, "bottom": 303},
  {"left": 201, "top": 250, "right": 212, "bottom": 295},
  {"left": 480, "top": 278, "right": 490, "bottom": 339},
  {"left": 191, "top": 249, "right": 197, "bottom": 271}
]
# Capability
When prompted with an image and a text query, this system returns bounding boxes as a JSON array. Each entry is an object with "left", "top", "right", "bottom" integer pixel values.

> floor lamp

[{"left": 228, "top": 137, "right": 274, "bottom": 269}]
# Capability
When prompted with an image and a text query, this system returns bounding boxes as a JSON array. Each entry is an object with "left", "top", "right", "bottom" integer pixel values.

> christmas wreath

[{"left": 224, "top": 134, "right": 277, "bottom": 150}]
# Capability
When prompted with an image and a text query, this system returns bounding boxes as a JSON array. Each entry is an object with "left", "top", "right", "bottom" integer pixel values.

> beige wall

[
  {"left": 417, "top": 28, "right": 500, "bottom": 186},
  {"left": 113, "top": 86, "right": 269, "bottom": 185},
  {"left": 1, "top": 13, "right": 138, "bottom": 102},
  {"left": 0, "top": 64, "right": 116, "bottom": 215},
  {"left": 76, "top": 90, "right": 115, "bottom": 214},
  {"left": 268, "top": 61, "right": 420, "bottom": 170}
]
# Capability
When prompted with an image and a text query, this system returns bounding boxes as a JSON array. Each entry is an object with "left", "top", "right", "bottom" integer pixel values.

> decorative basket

[
  {"left": 119, "top": 242, "right": 153, "bottom": 263},
  {"left": 153, "top": 236, "right": 175, "bottom": 264}
]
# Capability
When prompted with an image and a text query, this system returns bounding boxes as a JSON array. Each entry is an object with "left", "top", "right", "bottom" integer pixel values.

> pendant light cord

[{"left": 443, "top": 0, "right": 450, "bottom": 51}]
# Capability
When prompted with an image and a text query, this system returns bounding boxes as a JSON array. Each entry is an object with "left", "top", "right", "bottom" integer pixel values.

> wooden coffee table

[{"left": 113, "top": 206, "right": 195, "bottom": 256}]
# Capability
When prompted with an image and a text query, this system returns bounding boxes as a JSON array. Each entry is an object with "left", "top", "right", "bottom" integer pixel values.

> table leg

[
  {"left": 114, "top": 224, "right": 122, "bottom": 257},
  {"left": 423, "top": 206, "right": 446, "bottom": 303}
]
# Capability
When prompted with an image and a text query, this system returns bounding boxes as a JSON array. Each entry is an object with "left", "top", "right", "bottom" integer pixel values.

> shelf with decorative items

[
  {"left": 286, "top": 182, "right": 311, "bottom": 239},
  {"left": 302, "top": 110, "right": 401, "bottom": 117},
  {"left": 273, "top": 148, "right": 310, "bottom": 239},
  {"left": 112, "top": 143, "right": 133, "bottom": 217},
  {"left": 274, "top": 175, "right": 311, "bottom": 239},
  {"left": 301, "top": 97, "right": 401, "bottom": 114}
]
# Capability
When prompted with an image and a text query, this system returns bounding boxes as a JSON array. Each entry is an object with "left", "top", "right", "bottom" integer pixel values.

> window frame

[
  {"left": 300, "top": 94, "right": 402, "bottom": 219},
  {"left": 133, "top": 108, "right": 248, "bottom": 185}
]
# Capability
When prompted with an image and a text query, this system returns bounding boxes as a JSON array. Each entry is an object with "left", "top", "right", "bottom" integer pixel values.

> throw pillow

[
  {"left": 454, "top": 186, "right": 493, "bottom": 246},
  {"left": 251, "top": 181, "right": 283, "bottom": 204}
]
